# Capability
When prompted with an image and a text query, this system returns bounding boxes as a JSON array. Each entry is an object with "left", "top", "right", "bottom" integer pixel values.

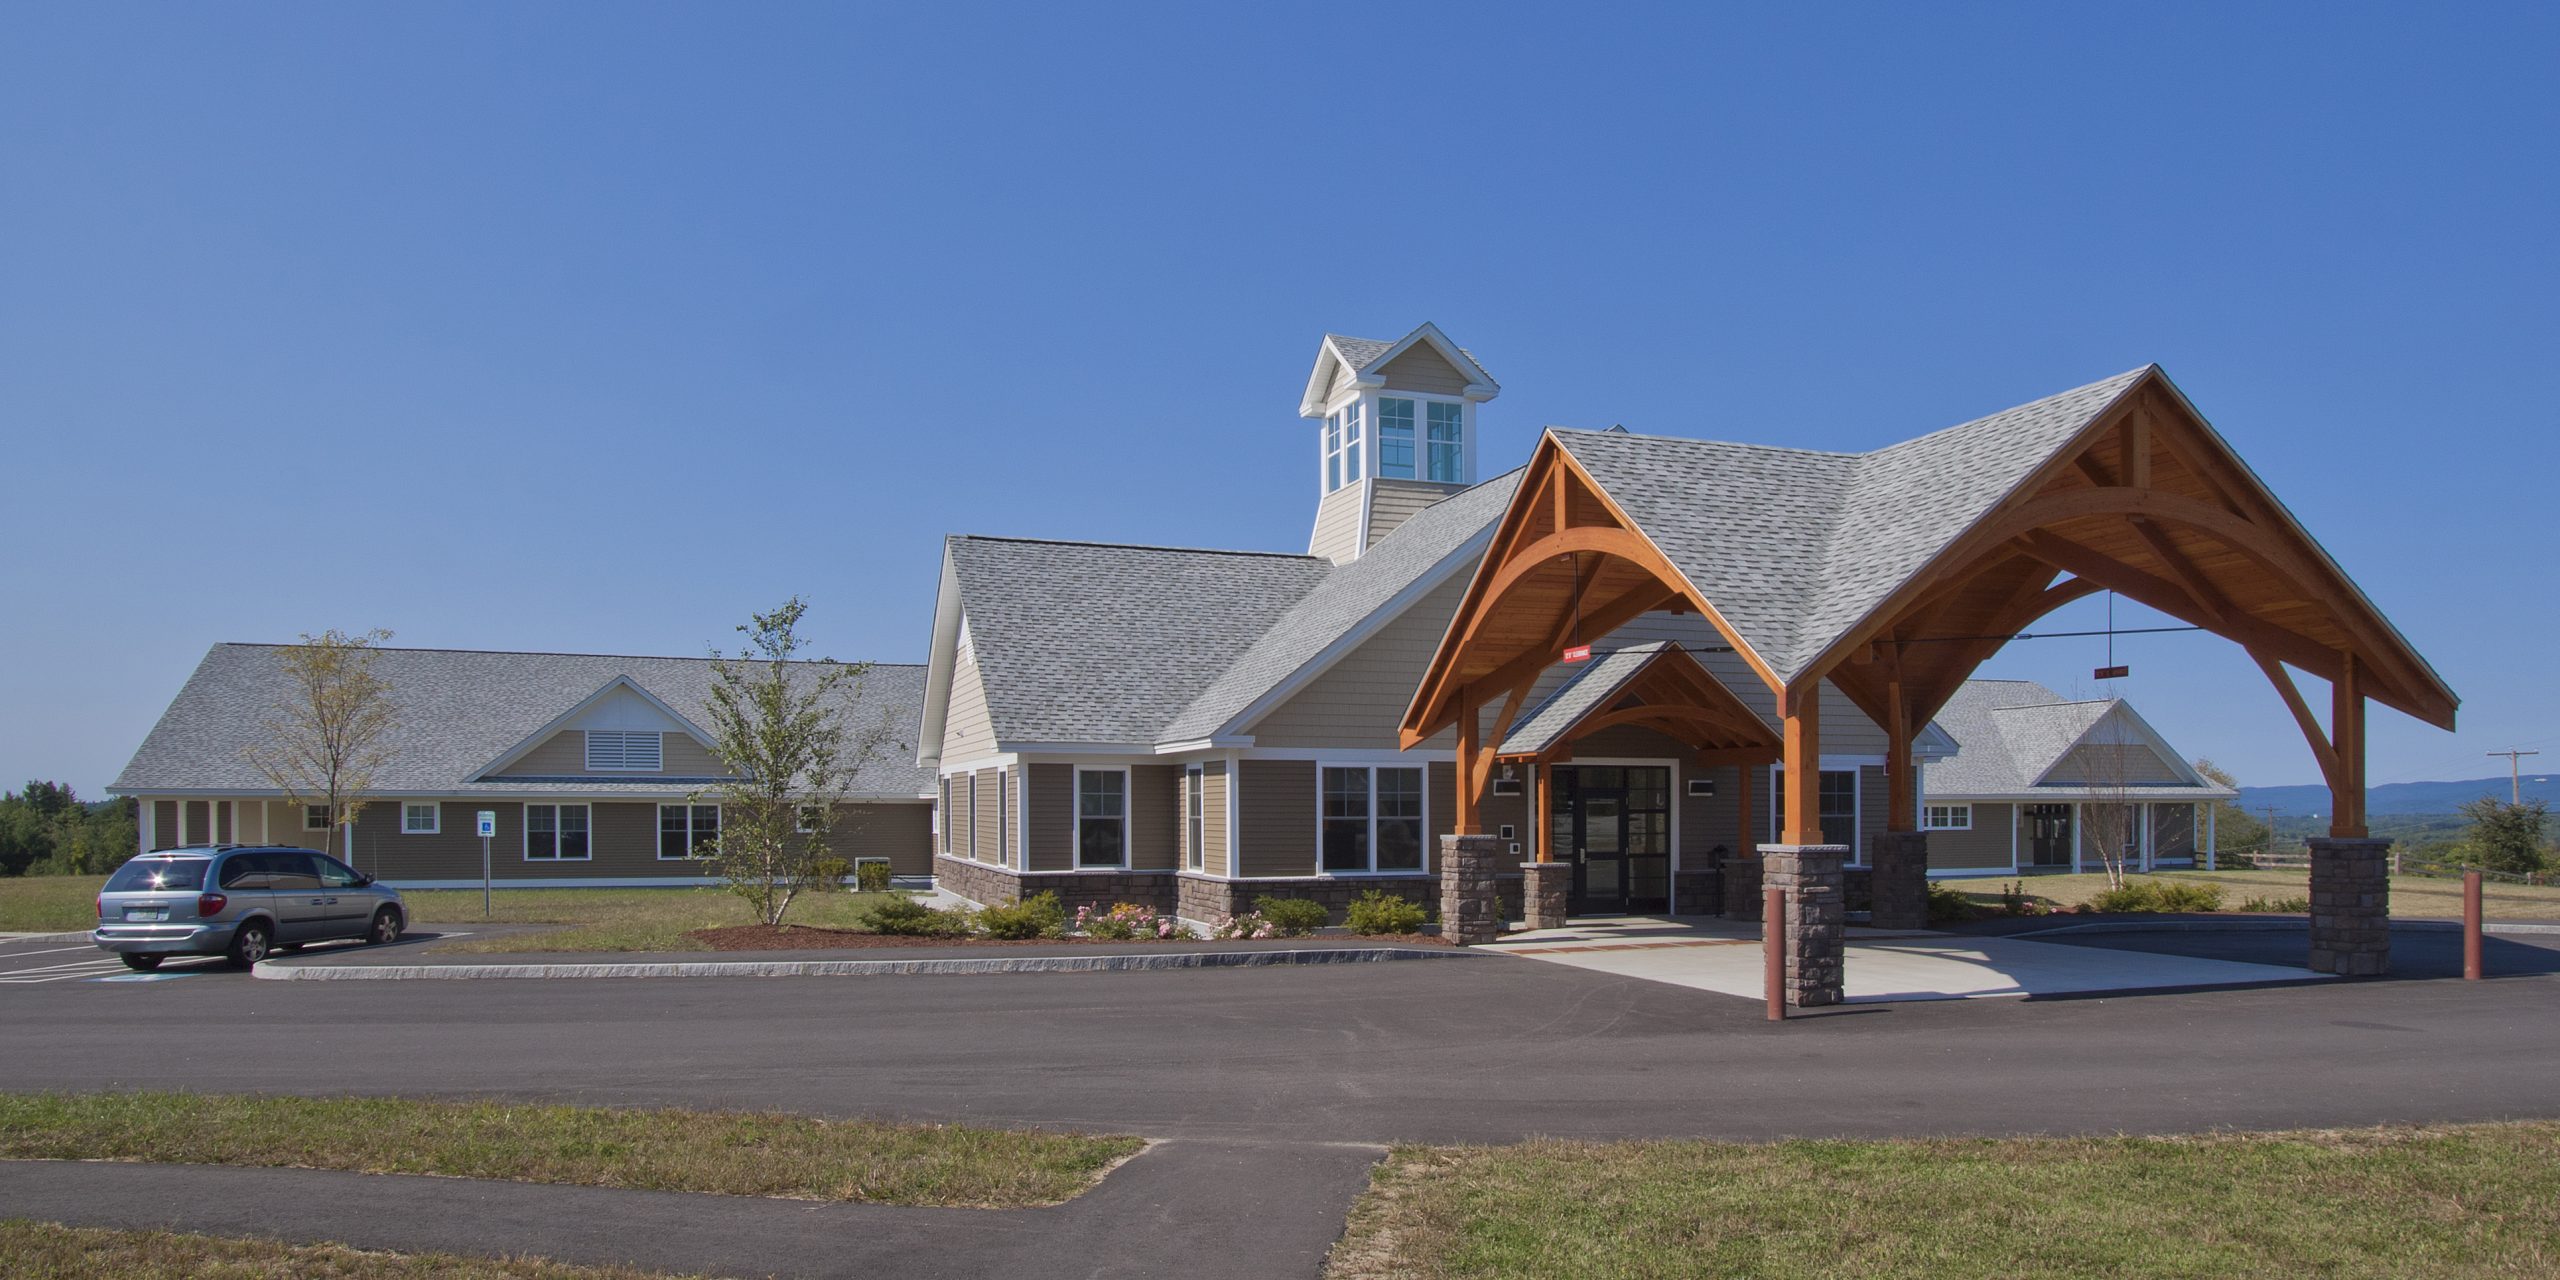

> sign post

[{"left": 476, "top": 811, "right": 497, "bottom": 919}]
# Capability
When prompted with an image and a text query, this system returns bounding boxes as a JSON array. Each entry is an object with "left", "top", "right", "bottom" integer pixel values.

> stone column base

[
  {"left": 2308, "top": 837, "right": 2392, "bottom": 975},
  {"left": 1760, "top": 844, "right": 1848, "bottom": 1007},
  {"left": 1522, "top": 861, "right": 1571, "bottom": 931},
  {"left": 1868, "top": 830, "right": 1930, "bottom": 931},
  {"left": 1439, "top": 834, "right": 1504, "bottom": 946},
  {"left": 1721, "top": 857, "right": 1763, "bottom": 921}
]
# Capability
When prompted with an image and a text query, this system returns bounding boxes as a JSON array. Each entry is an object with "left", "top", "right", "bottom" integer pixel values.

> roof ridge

[
  {"left": 214, "top": 642, "right": 925, "bottom": 668},
  {"left": 1858, "top": 366, "right": 2153, "bottom": 460},
  {"left": 1545, "top": 426, "right": 1862, "bottom": 460},
  {"left": 952, "top": 534, "right": 1325, "bottom": 562}
]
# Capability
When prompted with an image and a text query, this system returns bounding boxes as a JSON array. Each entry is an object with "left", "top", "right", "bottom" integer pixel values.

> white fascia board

[
  {"left": 1215, "top": 521, "right": 1500, "bottom": 741},
  {"left": 916, "top": 550, "right": 965, "bottom": 770},
  {"left": 1369, "top": 322, "right": 1499, "bottom": 394},
  {"left": 1154, "top": 738, "right": 1252, "bottom": 755},
  {"left": 1912, "top": 720, "right": 1960, "bottom": 761}
]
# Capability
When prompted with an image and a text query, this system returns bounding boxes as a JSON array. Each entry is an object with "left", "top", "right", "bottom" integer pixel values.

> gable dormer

[
  {"left": 1301, "top": 323, "right": 1499, "bottom": 564},
  {"left": 477, "top": 676, "right": 732, "bottom": 780}
]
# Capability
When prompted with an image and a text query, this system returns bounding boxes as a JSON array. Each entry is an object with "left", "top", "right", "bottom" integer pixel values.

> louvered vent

[{"left": 585, "top": 730, "right": 664, "bottom": 771}]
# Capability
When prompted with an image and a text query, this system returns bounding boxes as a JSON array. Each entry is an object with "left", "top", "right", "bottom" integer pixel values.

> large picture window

[
  {"left": 658, "top": 804, "right": 720, "bottom": 859},
  {"left": 1077, "top": 769, "right": 1127, "bottom": 868},
  {"left": 526, "top": 804, "right": 591, "bottom": 861},
  {"left": 1322, "top": 766, "right": 1425, "bottom": 873}
]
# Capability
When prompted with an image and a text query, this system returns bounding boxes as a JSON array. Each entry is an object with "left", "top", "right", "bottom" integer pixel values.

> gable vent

[{"left": 586, "top": 730, "right": 664, "bottom": 772}]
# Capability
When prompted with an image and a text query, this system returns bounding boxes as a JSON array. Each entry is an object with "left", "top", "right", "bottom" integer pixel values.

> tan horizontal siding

[
  {"left": 1309, "top": 481, "right": 1367, "bottom": 564},
  {"left": 1249, "top": 575, "right": 1469, "bottom": 748},
  {"left": 1130, "top": 765, "right": 1179, "bottom": 871},
  {"left": 2044, "top": 743, "right": 2184, "bottom": 785},
  {"left": 1239, "top": 759, "right": 1316, "bottom": 877},
  {"left": 1376, "top": 344, "right": 1471, "bottom": 395},
  {"left": 1201, "top": 761, "right": 1230, "bottom": 876},
  {"left": 1365, "top": 478, "right": 1461, "bottom": 548},
  {"left": 491, "top": 730, "right": 733, "bottom": 780},
  {"left": 942, "top": 636, "right": 998, "bottom": 763},
  {"left": 1025, "top": 763, "right": 1073, "bottom": 872},
  {"left": 1927, "top": 803, "right": 2015, "bottom": 870},
  {"left": 822, "top": 802, "right": 935, "bottom": 876}
]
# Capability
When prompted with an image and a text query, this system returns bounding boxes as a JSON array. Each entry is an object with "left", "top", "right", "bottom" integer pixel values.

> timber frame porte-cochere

[{"left": 1404, "top": 366, "right": 2456, "bottom": 1001}]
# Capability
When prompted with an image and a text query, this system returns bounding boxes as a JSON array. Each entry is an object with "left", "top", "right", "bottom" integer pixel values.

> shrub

[
  {"left": 1213, "top": 911, "right": 1280, "bottom": 940},
  {"left": 1343, "top": 890, "right": 1428, "bottom": 936},
  {"left": 977, "top": 891, "right": 1066, "bottom": 940},
  {"left": 1998, "top": 880, "right": 2053, "bottom": 917},
  {"left": 806, "top": 856, "right": 851, "bottom": 892},
  {"left": 1924, "top": 881, "right": 1983, "bottom": 923},
  {"left": 2089, "top": 878, "right": 2226, "bottom": 914},
  {"left": 1075, "top": 901, "right": 1193, "bottom": 941},
  {"left": 2240, "top": 894, "right": 2311, "bottom": 913},
  {"left": 1253, "top": 896, "right": 1330, "bottom": 936},
  {"left": 853, "top": 860, "right": 893, "bottom": 893},
  {"left": 862, "top": 896, "right": 974, "bottom": 937}
]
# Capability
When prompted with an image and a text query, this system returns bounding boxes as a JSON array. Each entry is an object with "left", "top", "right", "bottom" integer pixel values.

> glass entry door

[
  {"left": 1550, "top": 766, "right": 1673, "bottom": 914},
  {"left": 2023, "top": 804, "right": 2075, "bottom": 869}
]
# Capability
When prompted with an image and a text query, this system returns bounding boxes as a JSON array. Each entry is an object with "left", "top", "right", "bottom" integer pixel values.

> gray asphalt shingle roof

[
  {"left": 1925, "top": 679, "right": 2232, "bottom": 801},
  {"left": 112, "top": 645, "right": 934, "bottom": 799},
  {"left": 946, "top": 537, "right": 1334, "bottom": 745},
  {"left": 1496, "top": 642, "right": 1674, "bottom": 757},
  {"left": 1555, "top": 367, "right": 2152, "bottom": 685}
]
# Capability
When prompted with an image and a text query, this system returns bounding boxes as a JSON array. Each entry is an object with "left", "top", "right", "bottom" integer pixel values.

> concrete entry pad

[{"left": 1488, "top": 916, "right": 2332, "bottom": 1003}]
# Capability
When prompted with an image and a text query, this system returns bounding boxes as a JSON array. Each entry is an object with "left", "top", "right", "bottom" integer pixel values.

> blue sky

[{"left": 3, "top": 3, "right": 2553, "bottom": 799}]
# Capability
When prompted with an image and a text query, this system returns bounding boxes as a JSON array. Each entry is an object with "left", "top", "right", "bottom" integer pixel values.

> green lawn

[
  {"left": 0, "top": 876, "right": 110, "bottom": 933},
  {"left": 2, "top": 1220, "right": 704, "bottom": 1280},
  {"left": 1947, "top": 868, "right": 2560, "bottom": 921},
  {"left": 1329, "top": 1124, "right": 2560, "bottom": 1279},
  {"left": 0, "top": 1091, "right": 1140, "bottom": 1209}
]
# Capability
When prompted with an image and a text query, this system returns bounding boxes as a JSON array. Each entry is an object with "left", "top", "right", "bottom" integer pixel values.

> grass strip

[
  {"left": 403, "top": 887, "right": 906, "bottom": 953},
  {"left": 1943, "top": 868, "right": 2560, "bottom": 920},
  {"left": 0, "top": 1220, "right": 706, "bottom": 1280},
  {"left": 0, "top": 1091, "right": 1140, "bottom": 1209},
  {"left": 1328, "top": 1123, "right": 2560, "bottom": 1280}
]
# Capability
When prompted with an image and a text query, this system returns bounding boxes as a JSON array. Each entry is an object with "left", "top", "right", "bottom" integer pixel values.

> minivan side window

[
  {"left": 314, "top": 857, "right": 359, "bottom": 889},
  {"left": 265, "top": 852, "right": 323, "bottom": 892},
  {"left": 219, "top": 855, "right": 271, "bottom": 890}
]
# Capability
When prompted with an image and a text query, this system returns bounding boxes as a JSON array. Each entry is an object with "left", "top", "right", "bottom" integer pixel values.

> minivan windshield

[{"left": 104, "top": 857, "right": 209, "bottom": 893}]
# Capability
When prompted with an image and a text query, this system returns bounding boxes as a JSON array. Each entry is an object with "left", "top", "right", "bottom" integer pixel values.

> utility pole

[
  {"left": 2259, "top": 805, "right": 2284, "bottom": 861},
  {"left": 2487, "top": 750, "right": 2541, "bottom": 804}
]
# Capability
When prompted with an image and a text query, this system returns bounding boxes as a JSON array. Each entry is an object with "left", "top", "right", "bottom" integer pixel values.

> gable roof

[
  {"left": 471, "top": 674, "right": 717, "bottom": 779},
  {"left": 112, "top": 645, "right": 934, "bottom": 799},
  {"left": 1551, "top": 368, "right": 2153, "bottom": 688},
  {"left": 940, "top": 536, "right": 1333, "bottom": 747},
  {"left": 1497, "top": 642, "right": 1676, "bottom": 757},
  {"left": 1925, "top": 679, "right": 2231, "bottom": 800},
  {"left": 1300, "top": 322, "right": 1500, "bottom": 416}
]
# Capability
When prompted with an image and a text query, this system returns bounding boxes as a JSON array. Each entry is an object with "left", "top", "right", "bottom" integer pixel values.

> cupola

[{"left": 1298, "top": 323, "right": 1499, "bottom": 564}]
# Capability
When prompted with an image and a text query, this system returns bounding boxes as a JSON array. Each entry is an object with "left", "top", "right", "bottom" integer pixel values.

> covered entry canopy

[{"left": 1403, "top": 365, "right": 2456, "bottom": 851}]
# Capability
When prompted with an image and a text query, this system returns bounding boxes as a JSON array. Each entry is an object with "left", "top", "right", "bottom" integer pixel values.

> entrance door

[
  {"left": 1551, "top": 766, "right": 1673, "bottom": 914},
  {"left": 2023, "top": 804, "right": 2075, "bottom": 869}
]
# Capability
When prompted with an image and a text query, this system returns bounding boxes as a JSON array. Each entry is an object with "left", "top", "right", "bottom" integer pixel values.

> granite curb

[{"left": 256, "top": 944, "right": 1472, "bottom": 981}]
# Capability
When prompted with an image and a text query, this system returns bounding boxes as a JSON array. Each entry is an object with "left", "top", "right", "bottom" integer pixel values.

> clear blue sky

[{"left": 3, "top": 3, "right": 2554, "bottom": 800}]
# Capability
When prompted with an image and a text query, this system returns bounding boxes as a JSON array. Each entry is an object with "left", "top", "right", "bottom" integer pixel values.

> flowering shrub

[
  {"left": 1075, "top": 902, "right": 1194, "bottom": 941},
  {"left": 1212, "top": 911, "right": 1280, "bottom": 940}
]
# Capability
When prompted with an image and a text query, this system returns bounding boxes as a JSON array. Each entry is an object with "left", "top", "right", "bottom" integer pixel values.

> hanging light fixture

[
  {"left": 1562, "top": 551, "right": 1592, "bottom": 663},
  {"left": 2094, "top": 589, "right": 2130, "bottom": 680}
]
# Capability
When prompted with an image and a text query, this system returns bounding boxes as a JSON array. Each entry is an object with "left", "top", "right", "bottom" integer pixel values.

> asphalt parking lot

[{"left": 0, "top": 931, "right": 478, "bottom": 986}]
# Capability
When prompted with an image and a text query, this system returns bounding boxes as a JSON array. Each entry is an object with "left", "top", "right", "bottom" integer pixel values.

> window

[
  {"left": 1770, "top": 768, "right": 1859, "bottom": 847},
  {"left": 996, "top": 770, "right": 1011, "bottom": 868},
  {"left": 1323, "top": 404, "right": 1364, "bottom": 492},
  {"left": 1924, "top": 804, "right": 1972, "bottom": 832},
  {"left": 797, "top": 805, "right": 825, "bottom": 834},
  {"left": 967, "top": 773, "right": 980, "bottom": 861},
  {"left": 658, "top": 804, "right": 720, "bottom": 859},
  {"left": 585, "top": 730, "right": 662, "bottom": 772},
  {"left": 304, "top": 805, "right": 330, "bottom": 832},
  {"left": 401, "top": 802, "right": 439, "bottom": 835},
  {"left": 1426, "top": 401, "right": 1464, "bottom": 482},
  {"left": 1321, "top": 766, "right": 1425, "bottom": 873},
  {"left": 1185, "top": 766, "right": 1205, "bottom": 871},
  {"left": 938, "top": 779, "right": 951, "bottom": 853},
  {"left": 1378, "top": 398, "right": 1416, "bottom": 477},
  {"left": 1076, "top": 769, "right": 1127, "bottom": 868},
  {"left": 314, "top": 855, "right": 359, "bottom": 889},
  {"left": 526, "top": 803, "right": 591, "bottom": 860}
]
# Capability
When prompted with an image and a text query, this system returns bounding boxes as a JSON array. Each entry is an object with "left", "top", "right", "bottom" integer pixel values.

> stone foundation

[
  {"left": 932, "top": 856, "right": 1177, "bottom": 916},
  {"left": 1674, "top": 862, "right": 1724, "bottom": 916},
  {"left": 1439, "top": 835, "right": 1504, "bottom": 945},
  {"left": 1761, "top": 844, "right": 1847, "bottom": 1007},
  {"left": 1868, "top": 831, "right": 1930, "bottom": 930},
  {"left": 1174, "top": 873, "right": 1436, "bottom": 926},
  {"left": 2307, "top": 837, "right": 2392, "bottom": 975},
  {"left": 1522, "top": 862, "right": 1571, "bottom": 931},
  {"left": 1721, "top": 856, "right": 1762, "bottom": 921}
]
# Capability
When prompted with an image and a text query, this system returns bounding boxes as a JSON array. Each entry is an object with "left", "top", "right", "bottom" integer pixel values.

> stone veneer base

[
  {"left": 2306, "top": 837, "right": 2393, "bottom": 975},
  {"left": 1760, "top": 844, "right": 1848, "bottom": 1008}
]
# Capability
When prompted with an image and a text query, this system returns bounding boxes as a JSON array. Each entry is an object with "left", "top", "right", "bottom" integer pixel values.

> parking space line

[
  {"left": 0, "top": 964, "right": 130, "bottom": 984},
  {"left": 0, "top": 945, "right": 98, "bottom": 960}
]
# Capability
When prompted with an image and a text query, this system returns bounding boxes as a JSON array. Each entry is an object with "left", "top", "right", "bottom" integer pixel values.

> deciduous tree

[
  {"left": 2459, "top": 797, "right": 2550, "bottom": 876},
  {"left": 243, "top": 629, "right": 399, "bottom": 870}
]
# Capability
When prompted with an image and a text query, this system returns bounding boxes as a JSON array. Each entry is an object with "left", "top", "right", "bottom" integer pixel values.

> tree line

[{"left": 0, "top": 782, "right": 139, "bottom": 877}]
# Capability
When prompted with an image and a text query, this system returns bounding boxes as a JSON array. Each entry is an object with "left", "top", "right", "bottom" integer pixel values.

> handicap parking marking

[
  {"left": 0, "top": 958, "right": 135, "bottom": 984},
  {"left": 92, "top": 972, "right": 198, "bottom": 983}
]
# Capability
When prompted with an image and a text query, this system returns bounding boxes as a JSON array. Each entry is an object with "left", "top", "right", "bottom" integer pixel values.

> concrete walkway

[
  {"left": 0, "top": 1137, "right": 1386, "bottom": 1280},
  {"left": 1486, "top": 915, "right": 2331, "bottom": 1002}
]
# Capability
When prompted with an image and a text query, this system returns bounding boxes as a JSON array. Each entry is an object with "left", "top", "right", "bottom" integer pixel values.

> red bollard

[
  {"left": 1764, "top": 884, "right": 1786, "bottom": 1021},
  {"left": 2464, "top": 870, "right": 2483, "bottom": 981}
]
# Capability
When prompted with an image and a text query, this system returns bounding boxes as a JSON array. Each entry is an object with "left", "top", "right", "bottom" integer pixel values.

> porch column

[
  {"left": 1453, "top": 685, "right": 1482, "bottom": 835},
  {"left": 1762, "top": 683, "right": 1847, "bottom": 1006},
  {"left": 1439, "top": 833, "right": 1503, "bottom": 946},
  {"left": 1869, "top": 688, "right": 1929, "bottom": 930},
  {"left": 2308, "top": 654, "right": 2388, "bottom": 974},
  {"left": 1521, "top": 753, "right": 1568, "bottom": 930}
]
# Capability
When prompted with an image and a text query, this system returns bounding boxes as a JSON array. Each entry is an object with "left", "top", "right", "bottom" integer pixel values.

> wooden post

[
  {"left": 1782, "top": 684, "right": 1823, "bottom": 846},
  {"left": 1534, "top": 757, "right": 1554, "bottom": 863},
  {"left": 2330, "top": 652, "right": 2367, "bottom": 839},
  {"left": 1885, "top": 682, "right": 1917, "bottom": 835},
  {"left": 1454, "top": 685, "right": 1481, "bottom": 836}
]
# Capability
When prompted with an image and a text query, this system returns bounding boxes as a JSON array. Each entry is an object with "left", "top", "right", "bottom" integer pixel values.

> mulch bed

[{"left": 686, "top": 925, "right": 1451, "bottom": 951}]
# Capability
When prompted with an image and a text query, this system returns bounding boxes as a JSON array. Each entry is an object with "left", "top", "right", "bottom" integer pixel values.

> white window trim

[
  {"left": 401, "top": 802, "right": 441, "bottom": 835},
  {"left": 584, "top": 730, "right": 665, "bottom": 773},
  {"left": 937, "top": 778, "right": 951, "bottom": 854},
  {"left": 1184, "top": 765, "right": 1206, "bottom": 872},
  {"left": 797, "top": 804, "right": 825, "bottom": 834},
  {"left": 1365, "top": 392, "right": 1468, "bottom": 483},
  {"left": 1073, "top": 765, "right": 1131, "bottom": 870},
  {"left": 1767, "top": 765, "right": 1865, "bottom": 862},
  {"left": 1315, "top": 762, "right": 1430, "bottom": 877},
  {"left": 304, "top": 805, "right": 330, "bottom": 832},
  {"left": 523, "top": 802, "right": 594, "bottom": 862},
  {"left": 1924, "top": 803, "right": 1972, "bottom": 832},
  {"left": 967, "top": 773, "right": 982, "bottom": 862},
  {"left": 656, "top": 803, "right": 721, "bottom": 861},
  {"left": 996, "top": 770, "right": 1011, "bottom": 869}
]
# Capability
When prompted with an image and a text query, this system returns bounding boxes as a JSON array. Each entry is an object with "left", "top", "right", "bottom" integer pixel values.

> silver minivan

[{"left": 92, "top": 846, "right": 407, "bottom": 970}]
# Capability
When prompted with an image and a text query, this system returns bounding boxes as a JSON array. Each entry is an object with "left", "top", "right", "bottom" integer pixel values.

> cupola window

[{"left": 1324, "top": 404, "right": 1364, "bottom": 492}]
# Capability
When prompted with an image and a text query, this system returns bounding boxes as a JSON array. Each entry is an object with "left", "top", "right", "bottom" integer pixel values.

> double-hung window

[
  {"left": 304, "top": 805, "right": 330, "bottom": 832},
  {"left": 401, "top": 802, "right": 439, "bottom": 834},
  {"left": 658, "top": 804, "right": 720, "bottom": 859},
  {"left": 1426, "top": 402, "right": 1464, "bottom": 481},
  {"left": 526, "top": 803, "right": 591, "bottom": 860},
  {"left": 1770, "top": 768, "right": 1860, "bottom": 850},
  {"left": 1378, "top": 398, "right": 1416, "bottom": 477},
  {"left": 1924, "top": 804, "right": 1972, "bottom": 832},
  {"left": 1323, "top": 405, "right": 1365, "bottom": 492},
  {"left": 1077, "top": 769, "right": 1127, "bottom": 868},
  {"left": 1321, "top": 766, "right": 1425, "bottom": 873},
  {"left": 797, "top": 805, "right": 825, "bottom": 834},
  {"left": 937, "top": 779, "right": 951, "bottom": 853},
  {"left": 967, "top": 774, "right": 981, "bottom": 860},
  {"left": 1185, "top": 766, "right": 1205, "bottom": 871},
  {"left": 586, "top": 731, "right": 662, "bottom": 771},
  {"left": 995, "top": 770, "right": 1010, "bottom": 868}
]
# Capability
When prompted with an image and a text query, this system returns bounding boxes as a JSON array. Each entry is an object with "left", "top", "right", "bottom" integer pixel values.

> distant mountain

[{"left": 2240, "top": 774, "right": 2560, "bottom": 817}]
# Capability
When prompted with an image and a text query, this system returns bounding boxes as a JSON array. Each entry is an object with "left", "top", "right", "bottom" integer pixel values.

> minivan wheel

[
  {"left": 368, "top": 908, "right": 403, "bottom": 946},
  {"left": 227, "top": 921, "right": 272, "bottom": 969},
  {"left": 119, "top": 953, "right": 164, "bottom": 972}
]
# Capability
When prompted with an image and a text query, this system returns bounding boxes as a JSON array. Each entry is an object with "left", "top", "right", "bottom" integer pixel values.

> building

[
  {"left": 111, "top": 645, "right": 936, "bottom": 886},
  {"left": 1919, "top": 679, "right": 2236, "bottom": 876}
]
